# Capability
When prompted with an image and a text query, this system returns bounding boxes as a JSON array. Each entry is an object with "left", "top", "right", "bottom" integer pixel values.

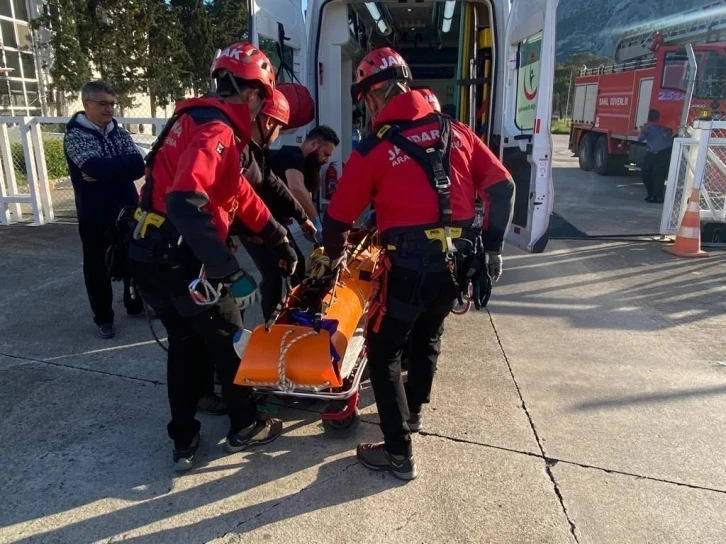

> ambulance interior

[{"left": 314, "top": 0, "right": 498, "bottom": 208}]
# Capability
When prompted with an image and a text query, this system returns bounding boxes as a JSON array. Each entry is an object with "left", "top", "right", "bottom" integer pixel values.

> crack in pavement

[
  {"left": 0, "top": 351, "right": 166, "bottom": 386},
  {"left": 413, "top": 430, "right": 726, "bottom": 495},
  {"left": 487, "top": 309, "right": 580, "bottom": 544}
]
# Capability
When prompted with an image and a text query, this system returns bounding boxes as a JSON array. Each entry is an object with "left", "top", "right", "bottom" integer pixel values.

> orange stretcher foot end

[{"left": 233, "top": 324, "right": 341, "bottom": 389}]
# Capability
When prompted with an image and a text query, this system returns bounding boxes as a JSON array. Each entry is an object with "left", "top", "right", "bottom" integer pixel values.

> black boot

[{"left": 356, "top": 442, "right": 418, "bottom": 481}]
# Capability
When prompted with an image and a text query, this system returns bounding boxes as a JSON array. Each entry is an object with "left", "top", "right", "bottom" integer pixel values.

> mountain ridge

[{"left": 556, "top": 0, "right": 716, "bottom": 60}]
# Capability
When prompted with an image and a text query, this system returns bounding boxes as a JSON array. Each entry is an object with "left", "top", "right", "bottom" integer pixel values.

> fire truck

[{"left": 568, "top": 1, "right": 726, "bottom": 175}]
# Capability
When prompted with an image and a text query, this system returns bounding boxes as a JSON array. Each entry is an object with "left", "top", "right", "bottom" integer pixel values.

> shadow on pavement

[{"left": 492, "top": 241, "right": 726, "bottom": 331}]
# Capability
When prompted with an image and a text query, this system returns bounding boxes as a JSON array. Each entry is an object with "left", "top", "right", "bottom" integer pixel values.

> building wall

[{"left": 0, "top": 0, "right": 43, "bottom": 115}]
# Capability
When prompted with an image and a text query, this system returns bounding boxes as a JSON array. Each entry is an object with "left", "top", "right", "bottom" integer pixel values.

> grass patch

[
  {"left": 551, "top": 119, "right": 572, "bottom": 135},
  {"left": 8, "top": 139, "right": 69, "bottom": 184}
]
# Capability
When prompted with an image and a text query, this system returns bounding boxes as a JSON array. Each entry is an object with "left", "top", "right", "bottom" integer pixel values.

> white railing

[
  {"left": 661, "top": 120, "right": 726, "bottom": 236},
  {"left": 0, "top": 116, "right": 168, "bottom": 226}
]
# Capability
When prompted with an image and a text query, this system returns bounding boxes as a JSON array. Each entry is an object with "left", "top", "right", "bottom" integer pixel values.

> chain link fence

[
  {"left": 661, "top": 120, "right": 726, "bottom": 236},
  {"left": 0, "top": 116, "right": 166, "bottom": 225}
]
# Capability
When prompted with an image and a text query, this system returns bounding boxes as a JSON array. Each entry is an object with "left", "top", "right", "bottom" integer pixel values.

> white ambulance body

[{"left": 249, "top": 0, "right": 557, "bottom": 253}]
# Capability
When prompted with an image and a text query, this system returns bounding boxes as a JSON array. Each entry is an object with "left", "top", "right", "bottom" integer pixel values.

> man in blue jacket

[{"left": 64, "top": 81, "right": 145, "bottom": 339}]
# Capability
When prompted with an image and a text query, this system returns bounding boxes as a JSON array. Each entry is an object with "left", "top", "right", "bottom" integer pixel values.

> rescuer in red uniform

[
  {"left": 234, "top": 87, "right": 317, "bottom": 323},
  {"left": 126, "top": 42, "right": 297, "bottom": 471},
  {"left": 322, "top": 47, "right": 515, "bottom": 480}
]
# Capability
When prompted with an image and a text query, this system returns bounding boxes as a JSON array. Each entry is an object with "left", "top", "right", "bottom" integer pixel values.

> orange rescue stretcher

[{"left": 233, "top": 228, "right": 380, "bottom": 435}]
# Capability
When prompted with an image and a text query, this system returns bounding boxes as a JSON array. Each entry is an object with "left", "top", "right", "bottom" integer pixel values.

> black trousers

[
  {"left": 128, "top": 244, "right": 256, "bottom": 450},
  {"left": 78, "top": 223, "right": 142, "bottom": 325},
  {"left": 366, "top": 262, "right": 457, "bottom": 457},
  {"left": 239, "top": 230, "right": 306, "bottom": 322},
  {"left": 642, "top": 148, "right": 671, "bottom": 199}
]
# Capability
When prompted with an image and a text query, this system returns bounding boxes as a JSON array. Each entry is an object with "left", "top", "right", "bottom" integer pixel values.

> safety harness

[
  {"left": 375, "top": 113, "right": 454, "bottom": 236},
  {"left": 362, "top": 113, "right": 489, "bottom": 330},
  {"left": 131, "top": 105, "right": 239, "bottom": 240}
]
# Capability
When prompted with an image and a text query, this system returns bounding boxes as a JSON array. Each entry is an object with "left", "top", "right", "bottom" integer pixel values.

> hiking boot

[
  {"left": 356, "top": 442, "right": 418, "bottom": 481},
  {"left": 173, "top": 433, "right": 200, "bottom": 472},
  {"left": 198, "top": 393, "right": 227, "bottom": 416},
  {"left": 224, "top": 417, "right": 283, "bottom": 453},
  {"left": 408, "top": 412, "right": 422, "bottom": 433},
  {"left": 98, "top": 323, "right": 116, "bottom": 339}
]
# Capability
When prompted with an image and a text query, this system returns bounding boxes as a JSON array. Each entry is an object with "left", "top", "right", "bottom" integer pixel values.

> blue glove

[{"left": 226, "top": 269, "right": 259, "bottom": 310}]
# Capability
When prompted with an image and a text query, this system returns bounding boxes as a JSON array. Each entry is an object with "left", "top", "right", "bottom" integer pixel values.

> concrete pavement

[{"left": 550, "top": 134, "right": 664, "bottom": 237}]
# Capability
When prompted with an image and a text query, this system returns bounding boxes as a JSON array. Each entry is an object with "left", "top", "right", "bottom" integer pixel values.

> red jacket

[
  {"left": 142, "top": 96, "right": 286, "bottom": 280},
  {"left": 324, "top": 92, "right": 514, "bottom": 252}
]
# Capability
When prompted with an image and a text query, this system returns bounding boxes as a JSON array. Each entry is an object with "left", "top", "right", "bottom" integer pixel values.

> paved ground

[
  {"left": 551, "top": 135, "right": 664, "bottom": 237},
  {"left": 2, "top": 138, "right": 726, "bottom": 543}
]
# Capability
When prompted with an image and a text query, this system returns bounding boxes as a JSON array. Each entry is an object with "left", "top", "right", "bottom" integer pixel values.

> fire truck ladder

[{"left": 613, "top": 0, "right": 726, "bottom": 64}]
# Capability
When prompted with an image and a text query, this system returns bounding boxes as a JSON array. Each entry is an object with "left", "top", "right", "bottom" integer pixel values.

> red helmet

[
  {"left": 261, "top": 88, "right": 290, "bottom": 126},
  {"left": 415, "top": 88, "right": 441, "bottom": 113},
  {"left": 211, "top": 42, "right": 276, "bottom": 98},
  {"left": 351, "top": 47, "right": 411, "bottom": 102}
]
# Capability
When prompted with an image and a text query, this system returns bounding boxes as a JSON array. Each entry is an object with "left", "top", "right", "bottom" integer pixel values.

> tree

[
  {"left": 553, "top": 52, "right": 610, "bottom": 119},
  {"left": 147, "top": 0, "right": 191, "bottom": 119},
  {"left": 81, "top": 0, "right": 154, "bottom": 116},
  {"left": 171, "top": 0, "right": 215, "bottom": 95},
  {"left": 208, "top": 0, "right": 249, "bottom": 50},
  {"left": 31, "top": 0, "right": 91, "bottom": 115}
]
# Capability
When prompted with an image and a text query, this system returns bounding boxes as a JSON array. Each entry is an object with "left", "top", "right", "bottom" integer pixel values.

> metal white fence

[
  {"left": 661, "top": 120, "right": 726, "bottom": 236},
  {"left": 0, "top": 116, "right": 167, "bottom": 226}
]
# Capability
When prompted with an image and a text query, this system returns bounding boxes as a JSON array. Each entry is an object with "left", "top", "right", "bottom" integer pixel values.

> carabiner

[
  {"left": 444, "top": 225, "right": 456, "bottom": 261},
  {"left": 188, "top": 265, "right": 220, "bottom": 306}
]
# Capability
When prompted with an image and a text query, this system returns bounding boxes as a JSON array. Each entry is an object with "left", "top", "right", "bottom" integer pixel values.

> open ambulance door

[
  {"left": 500, "top": 0, "right": 558, "bottom": 253},
  {"left": 248, "top": 0, "right": 309, "bottom": 149}
]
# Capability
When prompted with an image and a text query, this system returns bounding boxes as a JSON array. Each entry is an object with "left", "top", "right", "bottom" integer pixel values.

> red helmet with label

[
  {"left": 261, "top": 88, "right": 290, "bottom": 126},
  {"left": 415, "top": 88, "right": 441, "bottom": 112},
  {"left": 211, "top": 42, "right": 276, "bottom": 98},
  {"left": 351, "top": 47, "right": 412, "bottom": 102}
]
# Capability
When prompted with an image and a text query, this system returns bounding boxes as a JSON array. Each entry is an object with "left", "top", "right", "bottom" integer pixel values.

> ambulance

[{"left": 249, "top": 0, "right": 558, "bottom": 253}]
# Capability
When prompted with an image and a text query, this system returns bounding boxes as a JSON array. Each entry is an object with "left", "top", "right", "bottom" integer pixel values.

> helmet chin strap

[
  {"left": 227, "top": 72, "right": 264, "bottom": 119},
  {"left": 256, "top": 117, "right": 274, "bottom": 148}
]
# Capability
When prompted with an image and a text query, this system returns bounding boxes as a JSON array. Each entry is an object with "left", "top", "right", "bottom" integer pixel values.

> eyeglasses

[{"left": 87, "top": 99, "right": 116, "bottom": 108}]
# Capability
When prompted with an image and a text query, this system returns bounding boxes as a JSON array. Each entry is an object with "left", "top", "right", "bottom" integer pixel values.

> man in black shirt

[{"left": 270, "top": 125, "right": 340, "bottom": 241}]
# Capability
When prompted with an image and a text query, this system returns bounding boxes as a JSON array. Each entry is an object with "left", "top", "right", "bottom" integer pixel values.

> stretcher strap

[
  {"left": 276, "top": 329, "right": 318, "bottom": 391},
  {"left": 241, "top": 328, "right": 332, "bottom": 391},
  {"left": 367, "top": 252, "right": 392, "bottom": 334}
]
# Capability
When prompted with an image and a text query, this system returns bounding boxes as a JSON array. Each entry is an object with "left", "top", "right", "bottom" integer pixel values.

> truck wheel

[
  {"left": 578, "top": 134, "right": 595, "bottom": 171},
  {"left": 593, "top": 136, "right": 625, "bottom": 176}
]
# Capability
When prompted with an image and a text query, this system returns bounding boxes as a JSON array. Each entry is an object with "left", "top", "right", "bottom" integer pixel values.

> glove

[
  {"left": 464, "top": 252, "right": 492, "bottom": 310},
  {"left": 487, "top": 252, "right": 503, "bottom": 282},
  {"left": 274, "top": 240, "right": 299, "bottom": 277},
  {"left": 225, "top": 269, "right": 259, "bottom": 310}
]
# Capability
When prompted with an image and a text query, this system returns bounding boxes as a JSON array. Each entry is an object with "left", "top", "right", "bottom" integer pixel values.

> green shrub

[
  {"left": 551, "top": 119, "right": 572, "bottom": 135},
  {"left": 9, "top": 138, "right": 69, "bottom": 184},
  {"left": 42, "top": 139, "right": 69, "bottom": 179}
]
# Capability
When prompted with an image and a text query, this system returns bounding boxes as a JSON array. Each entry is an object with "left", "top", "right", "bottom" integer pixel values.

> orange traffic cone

[{"left": 664, "top": 187, "right": 710, "bottom": 258}]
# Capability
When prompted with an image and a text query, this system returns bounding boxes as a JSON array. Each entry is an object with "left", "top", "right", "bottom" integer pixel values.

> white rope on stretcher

[{"left": 241, "top": 328, "right": 332, "bottom": 391}]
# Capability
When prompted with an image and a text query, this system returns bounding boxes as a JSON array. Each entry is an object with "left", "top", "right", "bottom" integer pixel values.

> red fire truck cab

[{"left": 568, "top": 43, "right": 726, "bottom": 175}]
